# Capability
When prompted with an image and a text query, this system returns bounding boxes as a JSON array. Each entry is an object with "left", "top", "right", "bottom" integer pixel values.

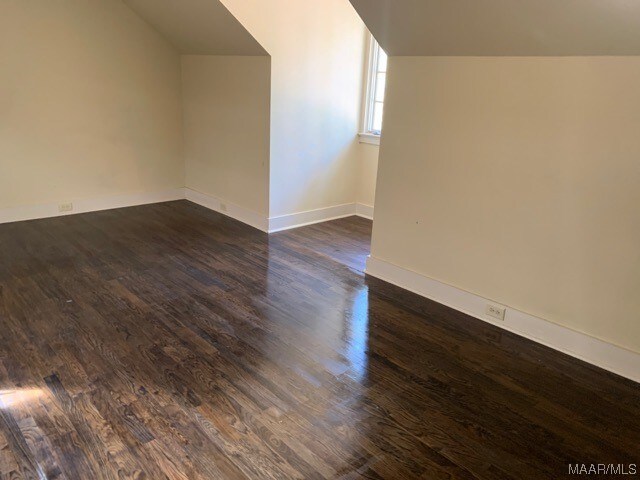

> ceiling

[
  {"left": 123, "top": 0, "right": 267, "bottom": 55},
  {"left": 349, "top": 0, "right": 640, "bottom": 56}
]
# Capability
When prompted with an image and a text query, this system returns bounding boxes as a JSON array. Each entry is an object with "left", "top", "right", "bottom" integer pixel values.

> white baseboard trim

[
  {"left": 268, "top": 203, "right": 357, "bottom": 233},
  {"left": 366, "top": 256, "right": 640, "bottom": 383},
  {"left": 1, "top": 188, "right": 374, "bottom": 234},
  {"left": 268, "top": 202, "right": 375, "bottom": 233},
  {"left": 184, "top": 188, "right": 269, "bottom": 232},
  {"left": 355, "top": 203, "right": 374, "bottom": 220},
  {"left": 0, "top": 188, "right": 185, "bottom": 225}
]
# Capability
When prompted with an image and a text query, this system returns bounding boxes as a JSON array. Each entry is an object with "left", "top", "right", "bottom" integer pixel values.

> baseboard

[
  {"left": 1, "top": 188, "right": 373, "bottom": 234},
  {"left": 356, "top": 203, "right": 374, "bottom": 220},
  {"left": 268, "top": 202, "right": 375, "bottom": 233},
  {"left": 268, "top": 203, "right": 356, "bottom": 233},
  {"left": 184, "top": 188, "right": 269, "bottom": 232},
  {"left": 366, "top": 256, "right": 640, "bottom": 383},
  {"left": 0, "top": 188, "right": 185, "bottom": 225}
]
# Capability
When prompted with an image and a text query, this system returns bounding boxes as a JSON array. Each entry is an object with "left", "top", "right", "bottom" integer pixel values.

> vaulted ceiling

[
  {"left": 349, "top": 0, "right": 640, "bottom": 56},
  {"left": 123, "top": 0, "right": 267, "bottom": 55}
]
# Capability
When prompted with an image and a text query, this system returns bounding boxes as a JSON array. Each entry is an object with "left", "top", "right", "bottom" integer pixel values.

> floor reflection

[
  {"left": 0, "top": 388, "right": 43, "bottom": 409},
  {"left": 346, "top": 286, "right": 370, "bottom": 382},
  {"left": 2, "top": 207, "right": 631, "bottom": 478}
]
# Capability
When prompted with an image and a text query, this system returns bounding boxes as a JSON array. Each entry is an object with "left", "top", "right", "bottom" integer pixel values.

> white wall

[
  {"left": 182, "top": 55, "right": 271, "bottom": 216},
  {"left": 357, "top": 144, "right": 378, "bottom": 209},
  {"left": 1, "top": 0, "right": 376, "bottom": 228},
  {"left": 371, "top": 56, "right": 640, "bottom": 354},
  {"left": 220, "top": 0, "right": 367, "bottom": 218},
  {"left": 0, "top": 0, "right": 184, "bottom": 210}
]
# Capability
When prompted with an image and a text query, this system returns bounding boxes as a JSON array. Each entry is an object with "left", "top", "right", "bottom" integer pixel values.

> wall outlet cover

[
  {"left": 58, "top": 203, "right": 74, "bottom": 213},
  {"left": 486, "top": 303, "right": 506, "bottom": 321}
]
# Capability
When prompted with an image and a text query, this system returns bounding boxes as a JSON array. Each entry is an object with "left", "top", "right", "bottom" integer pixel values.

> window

[{"left": 360, "top": 35, "right": 387, "bottom": 144}]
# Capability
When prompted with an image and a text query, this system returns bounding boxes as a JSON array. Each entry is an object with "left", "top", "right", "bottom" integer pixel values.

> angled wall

[
  {"left": 122, "top": 0, "right": 266, "bottom": 55},
  {"left": 349, "top": 1, "right": 640, "bottom": 374},
  {"left": 221, "top": 0, "right": 368, "bottom": 221},
  {"left": 123, "top": 0, "right": 272, "bottom": 223},
  {"left": 350, "top": 0, "right": 640, "bottom": 56},
  {"left": 2, "top": 0, "right": 371, "bottom": 229},
  {"left": 128, "top": 0, "right": 370, "bottom": 226}
]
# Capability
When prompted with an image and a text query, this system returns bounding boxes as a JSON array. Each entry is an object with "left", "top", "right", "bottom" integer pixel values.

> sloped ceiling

[
  {"left": 123, "top": 0, "right": 267, "bottom": 55},
  {"left": 349, "top": 0, "right": 640, "bottom": 56}
]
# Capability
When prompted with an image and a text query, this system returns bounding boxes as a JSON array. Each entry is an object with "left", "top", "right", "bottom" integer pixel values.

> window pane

[
  {"left": 372, "top": 102, "right": 384, "bottom": 132},
  {"left": 377, "top": 47, "right": 388, "bottom": 73},
  {"left": 375, "top": 72, "right": 386, "bottom": 102},
  {"left": 365, "top": 38, "right": 387, "bottom": 135}
]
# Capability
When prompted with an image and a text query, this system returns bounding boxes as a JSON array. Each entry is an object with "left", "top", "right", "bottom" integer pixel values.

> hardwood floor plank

[{"left": 0, "top": 201, "right": 637, "bottom": 479}]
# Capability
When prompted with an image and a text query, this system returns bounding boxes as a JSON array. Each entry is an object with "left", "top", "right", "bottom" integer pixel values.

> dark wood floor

[{"left": 0, "top": 201, "right": 637, "bottom": 479}]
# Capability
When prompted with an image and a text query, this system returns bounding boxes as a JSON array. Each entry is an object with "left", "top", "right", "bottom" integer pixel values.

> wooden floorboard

[{"left": 0, "top": 200, "right": 637, "bottom": 479}]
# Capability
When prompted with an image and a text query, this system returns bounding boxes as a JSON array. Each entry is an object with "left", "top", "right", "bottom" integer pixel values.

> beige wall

[
  {"left": 372, "top": 56, "right": 640, "bottom": 353},
  {"left": 357, "top": 144, "right": 379, "bottom": 208},
  {"left": 220, "top": 0, "right": 366, "bottom": 217},
  {"left": 0, "top": 0, "right": 184, "bottom": 210},
  {"left": 182, "top": 55, "right": 271, "bottom": 215},
  {"left": 1, "top": 0, "right": 375, "bottom": 222}
]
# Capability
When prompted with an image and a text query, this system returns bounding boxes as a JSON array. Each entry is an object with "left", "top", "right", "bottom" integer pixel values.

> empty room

[{"left": 1, "top": 0, "right": 638, "bottom": 478}]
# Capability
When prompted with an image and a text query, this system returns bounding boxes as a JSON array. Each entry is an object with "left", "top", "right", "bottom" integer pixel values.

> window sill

[{"left": 358, "top": 132, "right": 381, "bottom": 146}]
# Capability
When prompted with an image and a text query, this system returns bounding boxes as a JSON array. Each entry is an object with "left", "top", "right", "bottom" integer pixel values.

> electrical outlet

[
  {"left": 486, "top": 303, "right": 506, "bottom": 321},
  {"left": 58, "top": 203, "right": 73, "bottom": 213}
]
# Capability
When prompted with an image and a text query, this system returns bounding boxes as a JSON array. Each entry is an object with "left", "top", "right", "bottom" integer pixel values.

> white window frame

[{"left": 359, "top": 35, "right": 385, "bottom": 146}]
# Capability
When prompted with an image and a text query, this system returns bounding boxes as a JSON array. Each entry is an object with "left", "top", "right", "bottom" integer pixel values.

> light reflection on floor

[
  {"left": 347, "top": 286, "right": 370, "bottom": 382},
  {"left": 0, "top": 389, "right": 44, "bottom": 409}
]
